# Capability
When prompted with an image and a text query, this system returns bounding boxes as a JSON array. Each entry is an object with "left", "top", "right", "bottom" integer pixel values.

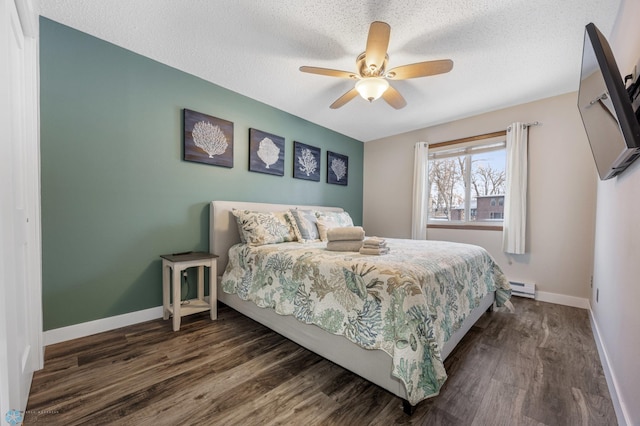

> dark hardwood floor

[{"left": 25, "top": 297, "right": 617, "bottom": 425}]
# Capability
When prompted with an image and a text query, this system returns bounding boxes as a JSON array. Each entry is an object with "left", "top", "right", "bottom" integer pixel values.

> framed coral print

[
  {"left": 293, "top": 141, "right": 321, "bottom": 181},
  {"left": 183, "top": 109, "right": 233, "bottom": 168},
  {"left": 249, "top": 128, "right": 285, "bottom": 176},
  {"left": 327, "top": 151, "right": 348, "bottom": 185}
]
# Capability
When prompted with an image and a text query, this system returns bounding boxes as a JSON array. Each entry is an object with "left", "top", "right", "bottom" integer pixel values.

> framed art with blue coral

[
  {"left": 327, "top": 151, "right": 348, "bottom": 185},
  {"left": 293, "top": 141, "right": 321, "bottom": 181},
  {"left": 183, "top": 108, "right": 234, "bottom": 168},
  {"left": 249, "top": 128, "right": 285, "bottom": 176}
]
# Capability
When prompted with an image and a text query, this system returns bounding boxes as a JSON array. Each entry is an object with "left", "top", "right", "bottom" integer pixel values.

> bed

[{"left": 209, "top": 200, "right": 511, "bottom": 412}]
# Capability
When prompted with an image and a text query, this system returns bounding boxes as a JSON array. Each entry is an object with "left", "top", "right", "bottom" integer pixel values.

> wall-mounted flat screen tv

[{"left": 577, "top": 22, "right": 640, "bottom": 180}]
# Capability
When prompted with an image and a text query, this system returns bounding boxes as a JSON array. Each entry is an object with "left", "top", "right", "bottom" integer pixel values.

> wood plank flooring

[{"left": 25, "top": 298, "right": 617, "bottom": 425}]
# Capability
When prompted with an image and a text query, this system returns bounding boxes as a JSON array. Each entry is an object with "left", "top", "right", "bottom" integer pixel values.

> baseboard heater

[{"left": 509, "top": 280, "right": 535, "bottom": 298}]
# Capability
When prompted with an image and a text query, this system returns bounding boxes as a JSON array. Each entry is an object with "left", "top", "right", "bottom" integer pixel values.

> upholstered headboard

[{"left": 209, "top": 200, "right": 343, "bottom": 275}]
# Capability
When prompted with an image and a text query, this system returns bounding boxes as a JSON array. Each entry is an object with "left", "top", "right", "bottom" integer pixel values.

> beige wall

[
  {"left": 593, "top": 0, "right": 640, "bottom": 423},
  {"left": 364, "top": 3, "right": 640, "bottom": 420},
  {"left": 363, "top": 92, "right": 597, "bottom": 303}
]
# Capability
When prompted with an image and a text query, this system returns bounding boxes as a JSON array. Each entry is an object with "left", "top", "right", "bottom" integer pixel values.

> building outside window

[{"left": 428, "top": 135, "right": 506, "bottom": 225}]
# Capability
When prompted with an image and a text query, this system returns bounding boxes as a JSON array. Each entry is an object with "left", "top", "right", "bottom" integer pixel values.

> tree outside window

[{"left": 427, "top": 139, "right": 506, "bottom": 223}]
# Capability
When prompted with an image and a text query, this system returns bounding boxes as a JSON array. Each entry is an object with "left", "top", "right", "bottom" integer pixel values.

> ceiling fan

[{"left": 299, "top": 21, "right": 453, "bottom": 109}]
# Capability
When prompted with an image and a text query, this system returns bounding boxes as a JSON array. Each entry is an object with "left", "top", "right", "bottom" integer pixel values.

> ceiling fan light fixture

[
  {"left": 299, "top": 21, "right": 452, "bottom": 109},
  {"left": 355, "top": 77, "right": 389, "bottom": 102}
]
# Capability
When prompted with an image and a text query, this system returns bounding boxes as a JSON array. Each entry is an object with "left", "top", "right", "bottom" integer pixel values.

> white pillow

[
  {"left": 316, "top": 211, "right": 354, "bottom": 241},
  {"left": 316, "top": 211, "right": 354, "bottom": 227}
]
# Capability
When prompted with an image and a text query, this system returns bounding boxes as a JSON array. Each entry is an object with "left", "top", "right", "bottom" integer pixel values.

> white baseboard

[
  {"left": 588, "top": 307, "right": 629, "bottom": 426},
  {"left": 535, "top": 290, "right": 590, "bottom": 309},
  {"left": 43, "top": 306, "right": 164, "bottom": 346}
]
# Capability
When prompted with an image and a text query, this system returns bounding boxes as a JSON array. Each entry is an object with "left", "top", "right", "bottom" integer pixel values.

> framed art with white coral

[
  {"left": 293, "top": 141, "right": 321, "bottom": 182},
  {"left": 327, "top": 151, "right": 348, "bottom": 186},
  {"left": 183, "top": 109, "right": 234, "bottom": 168},
  {"left": 249, "top": 128, "right": 285, "bottom": 176}
]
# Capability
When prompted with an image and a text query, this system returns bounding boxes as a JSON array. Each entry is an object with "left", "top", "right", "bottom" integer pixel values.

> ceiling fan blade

[
  {"left": 330, "top": 88, "right": 359, "bottom": 109},
  {"left": 365, "top": 21, "right": 391, "bottom": 71},
  {"left": 299, "top": 66, "right": 357, "bottom": 79},
  {"left": 381, "top": 85, "right": 407, "bottom": 109},
  {"left": 386, "top": 59, "right": 454, "bottom": 80}
]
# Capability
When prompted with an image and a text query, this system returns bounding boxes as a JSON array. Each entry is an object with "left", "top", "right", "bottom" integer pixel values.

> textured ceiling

[{"left": 37, "top": 0, "right": 622, "bottom": 142}]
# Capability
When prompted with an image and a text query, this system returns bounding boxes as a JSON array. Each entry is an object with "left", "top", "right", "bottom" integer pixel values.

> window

[{"left": 427, "top": 133, "right": 506, "bottom": 225}]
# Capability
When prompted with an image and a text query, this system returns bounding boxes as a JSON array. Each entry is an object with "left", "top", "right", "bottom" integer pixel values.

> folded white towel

[
  {"left": 362, "top": 237, "right": 387, "bottom": 248},
  {"left": 359, "top": 246, "right": 390, "bottom": 256},
  {"left": 326, "top": 226, "right": 365, "bottom": 242},
  {"left": 326, "top": 240, "right": 364, "bottom": 252},
  {"left": 363, "top": 236, "right": 385, "bottom": 243},
  {"left": 363, "top": 241, "right": 387, "bottom": 249}
]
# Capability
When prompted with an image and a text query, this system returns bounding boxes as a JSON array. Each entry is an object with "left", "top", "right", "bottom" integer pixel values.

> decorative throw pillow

[
  {"left": 316, "top": 216, "right": 342, "bottom": 241},
  {"left": 284, "top": 211, "right": 302, "bottom": 242},
  {"left": 315, "top": 211, "right": 354, "bottom": 241},
  {"left": 288, "top": 209, "right": 320, "bottom": 241},
  {"left": 233, "top": 213, "right": 247, "bottom": 243},
  {"left": 232, "top": 210, "right": 297, "bottom": 246},
  {"left": 316, "top": 211, "right": 354, "bottom": 228}
]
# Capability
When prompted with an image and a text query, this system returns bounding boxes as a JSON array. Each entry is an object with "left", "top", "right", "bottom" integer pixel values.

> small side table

[{"left": 161, "top": 251, "right": 218, "bottom": 331}]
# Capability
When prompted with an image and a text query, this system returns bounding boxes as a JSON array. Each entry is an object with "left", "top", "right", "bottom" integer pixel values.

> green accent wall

[{"left": 39, "top": 18, "right": 363, "bottom": 331}]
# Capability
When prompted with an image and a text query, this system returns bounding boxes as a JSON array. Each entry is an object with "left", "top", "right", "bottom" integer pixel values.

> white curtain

[
  {"left": 411, "top": 142, "right": 429, "bottom": 240},
  {"left": 502, "top": 122, "right": 528, "bottom": 254}
]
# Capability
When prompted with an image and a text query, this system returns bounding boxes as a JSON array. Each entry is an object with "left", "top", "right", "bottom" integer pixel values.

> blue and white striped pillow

[{"left": 288, "top": 209, "right": 320, "bottom": 241}]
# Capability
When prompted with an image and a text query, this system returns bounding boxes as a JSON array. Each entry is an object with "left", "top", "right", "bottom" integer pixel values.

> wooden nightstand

[{"left": 160, "top": 251, "right": 218, "bottom": 331}]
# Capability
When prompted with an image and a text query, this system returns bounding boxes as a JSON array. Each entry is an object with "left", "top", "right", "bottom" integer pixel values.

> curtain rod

[
  {"left": 430, "top": 122, "right": 542, "bottom": 147},
  {"left": 508, "top": 121, "right": 541, "bottom": 132}
]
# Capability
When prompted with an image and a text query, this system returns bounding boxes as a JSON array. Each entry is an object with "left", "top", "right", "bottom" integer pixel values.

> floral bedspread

[{"left": 221, "top": 238, "right": 511, "bottom": 405}]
